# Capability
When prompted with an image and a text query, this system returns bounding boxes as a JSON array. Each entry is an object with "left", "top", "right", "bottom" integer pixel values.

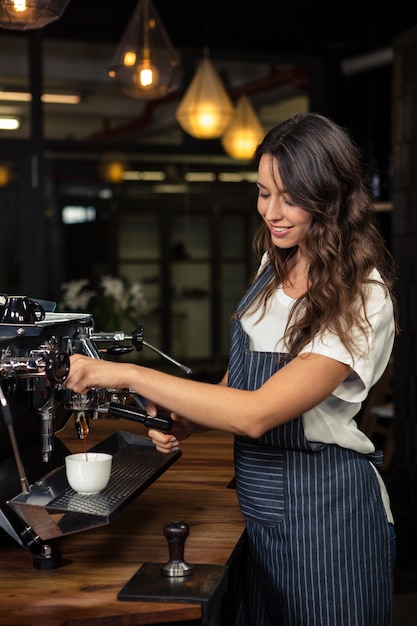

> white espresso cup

[{"left": 65, "top": 452, "right": 112, "bottom": 495}]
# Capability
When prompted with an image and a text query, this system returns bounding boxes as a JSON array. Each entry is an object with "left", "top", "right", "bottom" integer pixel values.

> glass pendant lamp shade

[
  {"left": 176, "top": 58, "right": 234, "bottom": 139},
  {"left": 108, "top": 0, "right": 182, "bottom": 100},
  {"left": 0, "top": 0, "right": 70, "bottom": 30},
  {"left": 221, "top": 94, "right": 264, "bottom": 160}
]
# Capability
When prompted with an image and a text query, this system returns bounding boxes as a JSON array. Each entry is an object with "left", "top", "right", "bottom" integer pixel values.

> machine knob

[
  {"left": 131, "top": 323, "right": 144, "bottom": 351},
  {"left": 45, "top": 350, "right": 70, "bottom": 384},
  {"left": 160, "top": 521, "right": 194, "bottom": 577}
]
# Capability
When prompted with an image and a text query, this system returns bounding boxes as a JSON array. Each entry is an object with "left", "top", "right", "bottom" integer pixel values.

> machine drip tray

[{"left": 7, "top": 431, "right": 181, "bottom": 541}]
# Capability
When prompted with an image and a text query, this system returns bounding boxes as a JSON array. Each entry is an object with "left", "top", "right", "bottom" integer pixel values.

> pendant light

[
  {"left": 108, "top": 0, "right": 181, "bottom": 100},
  {"left": 98, "top": 156, "right": 129, "bottom": 185},
  {"left": 0, "top": 161, "right": 13, "bottom": 186},
  {"left": 0, "top": 0, "right": 70, "bottom": 30},
  {"left": 175, "top": 56, "right": 234, "bottom": 139},
  {"left": 221, "top": 94, "right": 264, "bottom": 160}
]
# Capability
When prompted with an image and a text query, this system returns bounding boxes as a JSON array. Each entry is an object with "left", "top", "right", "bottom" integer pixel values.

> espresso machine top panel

[{"left": 0, "top": 312, "right": 93, "bottom": 339}]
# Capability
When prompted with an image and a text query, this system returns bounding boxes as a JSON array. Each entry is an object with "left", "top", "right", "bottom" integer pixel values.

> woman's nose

[{"left": 264, "top": 196, "right": 284, "bottom": 219}]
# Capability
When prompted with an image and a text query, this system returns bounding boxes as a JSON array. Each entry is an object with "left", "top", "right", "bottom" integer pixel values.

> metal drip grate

[
  {"left": 50, "top": 443, "right": 173, "bottom": 516},
  {"left": 7, "top": 431, "right": 181, "bottom": 540}
]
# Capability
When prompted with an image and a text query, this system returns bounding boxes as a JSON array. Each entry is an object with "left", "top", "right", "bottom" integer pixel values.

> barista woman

[{"left": 65, "top": 112, "right": 397, "bottom": 625}]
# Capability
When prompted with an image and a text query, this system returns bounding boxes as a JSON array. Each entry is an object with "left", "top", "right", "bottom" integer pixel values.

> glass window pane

[
  {"left": 220, "top": 263, "right": 247, "bottom": 358},
  {"left": 119, "top": 214, "right": 159, "bottom": 260},
  {"left": 171, "top": 262, "right": 211, "bottom": 359},
  {"left": 172, "top": 215, "right": 210, "bottom": 260},
  {"left": 221, "top": 214, "right": 245, "bottom": 259}
]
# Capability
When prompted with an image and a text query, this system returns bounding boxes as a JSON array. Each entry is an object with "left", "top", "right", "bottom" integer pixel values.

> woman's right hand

[{"left": 146, "top": 402, "right": 196, "bottom": 453}]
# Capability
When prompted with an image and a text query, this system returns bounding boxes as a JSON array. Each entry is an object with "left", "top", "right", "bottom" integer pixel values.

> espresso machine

[{"left": 0, "top": 297, "right": 189, "bottom": 569}]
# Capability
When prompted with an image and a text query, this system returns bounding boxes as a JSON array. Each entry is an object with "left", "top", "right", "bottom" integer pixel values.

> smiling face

[{"left": 256, "top": 154, "right": 312, "bottom": 254}]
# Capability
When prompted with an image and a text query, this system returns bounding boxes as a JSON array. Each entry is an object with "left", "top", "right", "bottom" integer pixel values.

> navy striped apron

[{"left": 228, "top": 264, "right": 394, "bottom": 626}]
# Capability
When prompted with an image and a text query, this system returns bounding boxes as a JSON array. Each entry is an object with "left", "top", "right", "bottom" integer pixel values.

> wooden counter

[{"left": 0, "top": 417, "right": 245, "bottom": 626}]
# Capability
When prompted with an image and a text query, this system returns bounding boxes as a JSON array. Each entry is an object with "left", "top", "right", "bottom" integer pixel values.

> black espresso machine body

[
  {"left": 0, "top": 308, "right": 183, "bottom": 566},
  {"left": 0, "top": 312, "right": 93, "bottom": 548}
]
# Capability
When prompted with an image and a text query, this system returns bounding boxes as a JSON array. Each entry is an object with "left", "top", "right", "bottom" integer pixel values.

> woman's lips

[{"left": 269, "top": 224, "right": 293, "bottom": 237}]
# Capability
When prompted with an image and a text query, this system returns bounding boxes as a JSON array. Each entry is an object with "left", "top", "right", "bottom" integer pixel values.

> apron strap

[{"left": 366, "top": 448, "right": 384, "bottom": 467}]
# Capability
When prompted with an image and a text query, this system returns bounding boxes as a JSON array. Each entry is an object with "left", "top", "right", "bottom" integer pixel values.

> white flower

[
  {"left": 58, "top": 275, "right": 148, "bottom": 328},
  {"left": 100, "top": 275, "right": 125, "bottom": 303},
  {"left": 59, "top": 279, "right": 96, "bottom": 312},
  {"left": 129, "top": 281, "right": 148, "bottom": 312}
]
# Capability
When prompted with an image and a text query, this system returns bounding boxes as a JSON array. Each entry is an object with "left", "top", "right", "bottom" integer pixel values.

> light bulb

[
  {"left": 0, "top": 164, "right": 11, "bottom": 186},
  {"left": 105, "top": 162, "right": 124, "bottom": 183},
  {"left": 123, "top": 50, "right": 136, "bottom": 67},
  {"left": 12, "top": 0, "right": 27, "bottom": 11},
  {"left": 98, "top": 160, "right": 126, "bottom": 184},
  {"left": 135, "top": 59, "right": 159, "bottom": 90},
  {"left": 3, "top": 0, "right": 37, "bottom": 24},
  {"left": 190, "top": 104, "right": 225, "bottom": 138},
  {"left": 230, "top": 132, "right": 259, "bottom": 159}
]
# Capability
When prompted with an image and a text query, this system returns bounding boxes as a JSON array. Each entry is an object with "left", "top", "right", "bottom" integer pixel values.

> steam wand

[
  {"left": 0, "top": 383, "right": 30, "bottom": 494},
  {"left": 91, "top": 323, "right": 192, "bottom": 375},
  {"left": 136, "top": 339, "right": 192, "bottom": 375}
]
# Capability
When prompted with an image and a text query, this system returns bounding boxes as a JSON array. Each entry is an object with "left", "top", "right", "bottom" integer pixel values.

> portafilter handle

[{"left": 104, "top": 401, "right": 173, "bottom": 432}]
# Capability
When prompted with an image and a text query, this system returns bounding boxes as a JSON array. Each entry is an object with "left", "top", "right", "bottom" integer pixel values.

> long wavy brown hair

[{"left": 239, "top": 112, "right": 398, "bottom": 359}]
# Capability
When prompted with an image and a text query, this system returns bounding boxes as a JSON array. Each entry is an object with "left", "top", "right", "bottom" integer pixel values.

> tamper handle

[{"left": 160, "top": 521, "right": 194, "bottom": 577}]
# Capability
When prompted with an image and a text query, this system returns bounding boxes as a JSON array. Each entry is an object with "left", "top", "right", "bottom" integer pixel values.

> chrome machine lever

[{"left": 91, "top": 323, "right": 192, "bottom": 375}]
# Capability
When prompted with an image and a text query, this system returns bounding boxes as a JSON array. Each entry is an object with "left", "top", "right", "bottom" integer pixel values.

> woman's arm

[
  {"left": 146, "top": 369, "right": 229, "bottom": 451},
  {"left": 65, "top": 352, "right": 350, "bottom": 440}
]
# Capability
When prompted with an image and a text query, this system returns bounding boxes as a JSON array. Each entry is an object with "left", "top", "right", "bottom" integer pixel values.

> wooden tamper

[
  {"left": 118, "top": 519, "right": 228, "bottom": 625},
  {"left": 160, "top": 520, "right": 194, "bottom": 577}
]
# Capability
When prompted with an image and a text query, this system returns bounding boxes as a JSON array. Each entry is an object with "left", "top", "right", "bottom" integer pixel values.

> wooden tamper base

[{"left": 118, "top": 521, "right": 228, "bottom": 625}]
